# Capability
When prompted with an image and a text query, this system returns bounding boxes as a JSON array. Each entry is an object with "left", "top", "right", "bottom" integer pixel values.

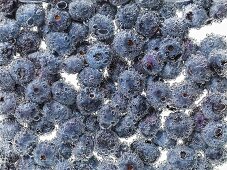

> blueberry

[
  {"left": 146, "top": 80, "right": 172, "bottom": 109},
  {"left": 98, "top": 104, "right": 120, "bottom": 129},
  {"left": 185, "top": 54, "right": 212, "bottom": 84},
  {"left": 84, "top": 115, "right": 100, "bottom": 133},
  {"left": 10, "top": 58, "right": 35, "bottom": 85},
  {"left": 97, "top": 2, "right": 117, "bottom": 20},
  {"left": 111, "top": 91, "right": 129, "bottom": 113},
  {"left": 167, "top": 146, "right": 197, "bottom": 170},
  {"left": 13, "top": 130, "right": 38, "bottom": 155},
  {"left": 0, "top": 0, "right": 18, "bottom": 17},
  {"left": 135, "top": 0, "right": 163, "bottom": 9},
  {"left": 0, "top": 18, "right": 19, "bottom": 42},
  {"left": 138, "top": 111, "right": 161, "bottom": 138},
  {"left": 15, "top": 156, "right": 37, "bottom": 170},
  {"left": 16, "top": 31, "right": 41, "bottom": 55},
  {"left": 153, "top": 130, "right": 177, "bottom": 149},
  {"left": 77, "top": 87, "right": 103, "bottom": 115},
  {"left": 193, "top": 0, "right": 213, "bottom": 10},
  {"left": 208, "top": 76, "right": 227, "bottom": 93},
  {"left": 61, "top": 54, "right": 85, "bottom": 74},
  {"left": 114, "top": 114, "right": 138, "bottom": 138},
  {"left": 116, "top": 3, "right": 140, "bottom": 29},
  {"left": 46, "top": 32, "right": 72, "bottom": 56},
  {"left": 199, "top": 34, "right": 227, "bottom": 56},
  {"left": 57, "top": 118, "right": 85, "bottom": 143},
  {"left": 113, "top": 30, "right": 145, "bottom": 60},
  {"left": 131, "top": 139, "right": 161, "bottom": 164},
  {"left": 171, "top": 81, "right": 202, "bottom": 109},
  {"left": 118, "top": 69, "right": 144, "bottom": 97},
  {"left": 86, "top": 43, "right": 112, "bottom": 69},
  {"left": 205, "top": 147, "right": 227, "bottom": 165},
  {"left": 0, "top": 118, "right": 21, "bottom": 141},
  {"left": 25, "top": 79, "right": 51, "bottom": 104},
  {"left": 210, "top": 2, "right": 227, "bottom": 20},
  {"left": 118, "top": 152, "right": 144, "bottom": 170},
  {"left": 109, "top": 0, "right": 130, "bottom": 6},
  {"left": 95, "top": 129, "right": 120, "bottom": 156},
  {"left": 51, "top": 80, "right": 77, "bottom": 106},
  {"left": 209, "top": 49, "right": 227, "bottom": 78},
  {"left": 161, "top": 60, "right": 183, "bottom": 79},
  {"left": 114, "top": 143, "right": 130, "bottom": 158},
  {"left": 202, "top": 121, "right": 227, "bottom": 147},
  {"left": 89, "top": 14, "right": 114, "bottom": 41},
  {"left": 165, "top": 111, "right": 194, "bottom": 140},
  {"left": 29, "top": 117, "right": 55, "bottom": 135},
  {"left": 0, "top": 91, "right": 17, "bottom": 116},
  {"left": 33, "top": 142, "right": 57, "bottom": 167},
  {"left": 0, "top": 67, "right": 16, "bottom": 91},
  {"left": 201, "top": 93, "right": 227, "bottom": 120},
  {"left": 16, "top": 4, "right": 45, "bottom": 28},
  {"left": 69, "top": 22, "right": 89, "bottom": 46},
  {"left": 56, "top": 142, "right": 73, "bottom": 160},
  {"left": 46, "top": 8, "right": 71, "bottom": 32},
  {"left": 14, "top": 102, "right": 40, "bottom": 125},
  {"left": 43, "top": 100, "right": 72, "bottom": 124},
  {"left": 72, "top": 133, "right": 94, "bottom": 160},
  {"left": 97, "top": 161, "right": 117, "bottom": 170},
  {"left": 183, "top": 4, "right": 208, "bottom": 28},
  {"left": 0, "top": 42, "right": 15, "bottom": 66},
  {"left": 55, "top": 160, "right": 73, "bottom": 170},
  {"left": 136, "top": 11, "right": 160, "bottom": 38},
  {"left": 69, "top": 0, "right": 96, "bottom": 22},
  {"left": 159, "top": 2, "right": 176, "bottom": 19}
]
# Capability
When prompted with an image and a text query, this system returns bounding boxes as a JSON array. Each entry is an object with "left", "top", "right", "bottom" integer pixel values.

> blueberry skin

[
  {"left": 118, "top": 70, "right": 144, "bottom": 97},
  {"left": 199, "top": 34, "right": 227, "bottom": 56},
  {"left": 167, "top": 146, "right": 197, "bottom": 170},
  {"left": 118, "top": 152, "right": 144, "bottom": 170},
  {"left": 0, "top": 92, "right": 17, "bottom": 116},
  {"left": 56, "top": 142, "right": 73, "bottom": 160},
  {"left": 114, "top": 115, "right": 138, "bottom": 138},
  {"left": 138, "top": 112, "right": 161, "bottom": 138},
  {"left": 153, "top": 130, "right": 177, "bottom": 149},
  {"left": 113, "top": 30, "right": 145, "bottom": 60},
  {"left": 98, "top": 104, "right": 120, "bottom": 129},
  {"left": 13, "top": 130, "right": 38, "bottom": 155},
  {"left": 135, "top": 0, "right": 163, "bottom": 9},
  {"left": 171, "top": 81, "right": 202, "bottom": 109},
  {"left": 0, "top": 0, "right": 18, "bottom": 17},
  {"left": 57, "top": 118, "right": 85, "bottom": 143},
  {"left": 165, "top": 111, "right": 194, "bottom": 140},
  {"left": 14, "top": 102, "right": 40, "bottom": 125},
  {"left": 209, "top": 49, "right": 227, "bottom": 78},
  {"left": 0, "top": 42, "right": 15, "bottom": 66},
  {"left": 33, "top": 142, "right": 57, "bottom": 167},
  {"left": 76, "top": 87, "right": 103, "bottom": 115},
  {"left": 0, "top": 67, "right": 16, "bottom": 91},
  {"left": 69, "top": 22, "right": 89, "bottom": 47},
  {"left": 111, "top": 91, "right": 129, "bottom": 113},
  {"left": 25, "top": 79, "right": 51, "bottom": 104},
  {"left": 109, "top": 0, "right": 130, "bottom": 6},
  {"left": 210, "top": 2, "right": 227, "bottom": 20},
  {"left": 29, "top": 117, "right": 55, "bottom": 135},
  {"left": 95, "top": 129, "right": 120, "bottom": 156},
  {"left": 159, "top": 2, "right": 176, "bottom": 19},
  {"left": 131, "top": 139, "right": 161, "bottom": 164},
  {"left": 97, "top": 2, "right": 117, "bottom": 20},
  {"left": 43, "top": 100, "right": 72, "bottom": 124},
  {"left": 55, "top": 160, "right": 73, "bottom": 170},
  {"left": 116, "top": 3, "right": 140, "bottom": 29},
  {"left": 51, "top": 80, "right": 77, "bottom": 106},
  {"left": 9, "top": 58, "right": 35, "bottom": 85},
  {"left": 46, "top": 8, "right": 71, "bottom": 32},
  {"left": 16, "top": 4, "right": 45, "bottom": 28},
  {"left": 72, "top": 134, "right": 94, "bottom": 160},
  {"left": 46, "top": 32, "right": 72, "bottom": 56},
  {"left": 161, "top": 17, "right": 188, "bottom": 38},
  {"left": 185, "top": 54, "right": 212, "bottom": 84},
  {"left": 89, "top": 14, "right": 114, "bottom": 41},
  {"left": 97, "top": 161, "right": 117, "bottom": 170},
  {"left": 201, "top": 93, "right": 227, "bottom": 120},
  {"left": 183, "top": 4, "right": 208, "bottom": 28},
  {"left": 69, "top": 0, "right": 96, "bottom": 22},
  {"left": 136, "top": 11, "right": 160, "bottom": 38},
  {"left": 205, "top": 147, "right": 227, "bottom": 165},
  {"left": 84, "top": 115, "right": 100, "bottom": 133},
  {"left": 193, "top": 0, "right": 213, "bottom": 10},
  {"left": 208, "top": 76, "right": 227, "bottom": 93},
  {"left": 86, "top": 43, "right": 112, "bottom": 69},
  {"left": 161, "top": 60, "right": 183, "bottom": 79},
  {"left": 16, "top": 31, "right": 41, "bottom": 55},
  {"left": 146, "top": 80, "right": 172, "bottom": 109},
  {"left": 202, "top": 121, "right": 227, "bottom": 147},
  {"left": 61, "top": 54, "right": 85, "bottom": 74},
  {"left": 0, "top": 118, "right": 21, "bottom": 141},
  {"left": 0, "top": 18, "right": 20, "bottom": 42},
  {"left": 15, "top": 156, "right": 38, "bottom": 170}
]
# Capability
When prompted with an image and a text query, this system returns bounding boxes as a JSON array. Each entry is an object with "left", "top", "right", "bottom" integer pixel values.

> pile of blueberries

[{"left": 0, "top": 0, "right": 227, "bottom": 169}]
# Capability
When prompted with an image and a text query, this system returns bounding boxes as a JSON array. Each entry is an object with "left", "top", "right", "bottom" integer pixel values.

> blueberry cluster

[{"left": 0, "top": 0, "right": 227, "bottom": 169}]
